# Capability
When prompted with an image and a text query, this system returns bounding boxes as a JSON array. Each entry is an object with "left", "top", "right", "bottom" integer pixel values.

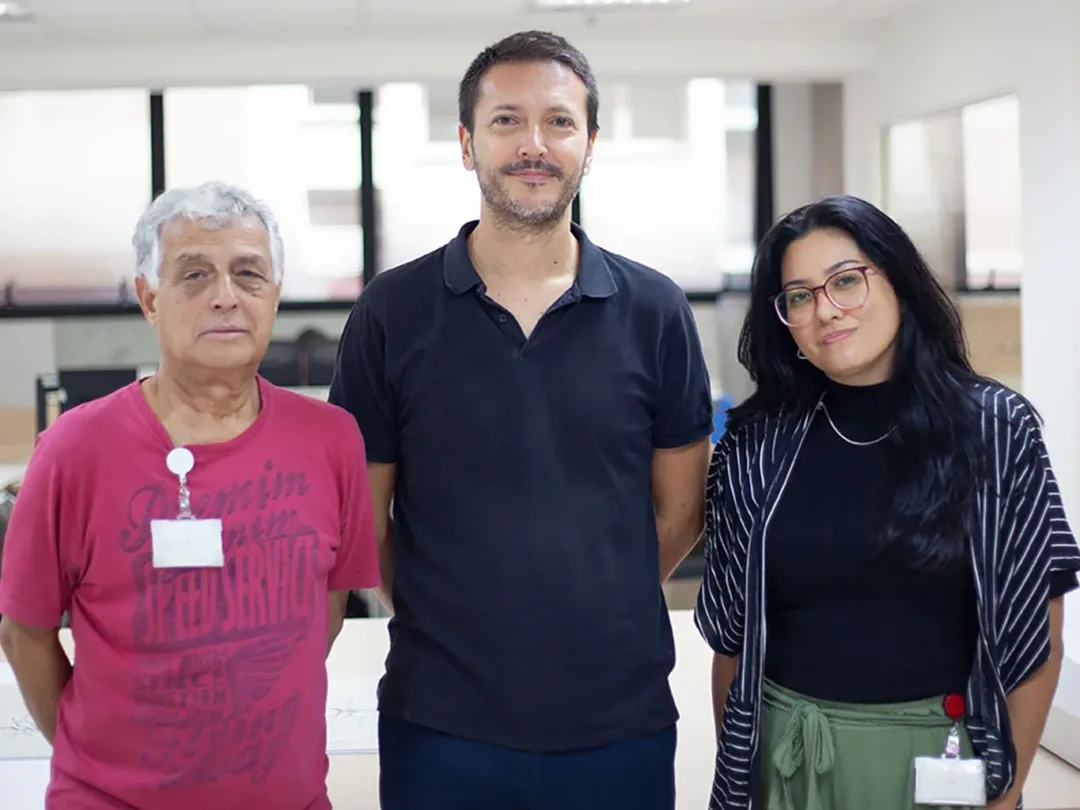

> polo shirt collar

[{"left": 443, "top": 220, "right": 617, "bottom": 299}]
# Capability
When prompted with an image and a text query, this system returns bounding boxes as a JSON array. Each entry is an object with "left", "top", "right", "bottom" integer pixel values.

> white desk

[{"left": 2, "top": 612, "right": 1079, "bottom": 809}]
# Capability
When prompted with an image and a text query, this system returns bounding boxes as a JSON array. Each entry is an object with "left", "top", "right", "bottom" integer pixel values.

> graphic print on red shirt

[{"left": 0, "top": 378, "right": 379, "bottom": 809}]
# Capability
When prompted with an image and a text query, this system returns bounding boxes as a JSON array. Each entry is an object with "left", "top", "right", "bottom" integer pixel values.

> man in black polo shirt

[{"left": 329, "top": 30, "right": 712, "bottom": 810}]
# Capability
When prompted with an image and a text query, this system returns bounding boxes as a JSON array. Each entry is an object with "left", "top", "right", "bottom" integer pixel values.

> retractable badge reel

[
  {"left": 913, "top": 693, "right": 987, "bottom": 806},
  {"left": 149, "top": 447, "right": 224, "bottom": 569}
]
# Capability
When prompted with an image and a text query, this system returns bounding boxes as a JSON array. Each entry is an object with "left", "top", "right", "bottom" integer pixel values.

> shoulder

[
  {"left": 17, "top": 383, "right": 140, "bottom": 493},
  {"left": 967, "top": 377, "right": 1042, "bottom": 442},
  {"left": 712, "top": 403, "right": 801, "bottom": 468},
  {"left": 266, "top": 384, "right": 363, "bottom": 438},
  {"left": 352, "top": 245, "right": 447, "bottom": 317},
  {"left": 595, "top": 246, "right": 690, "bottom": 314},
  {"left": 37, "top": 382, "right": 141, "bottom": 458},
  {"left": 264, "top": 385, "right": 367, "bottom": 474}
]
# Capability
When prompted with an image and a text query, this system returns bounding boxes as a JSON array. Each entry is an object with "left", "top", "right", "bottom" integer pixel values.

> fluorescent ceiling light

[
  {"left": 0, "top": 2, "right": 30, "bottom": 21},
  {"left": 531, "top": 0, "right": 691, "bottom": 9}
]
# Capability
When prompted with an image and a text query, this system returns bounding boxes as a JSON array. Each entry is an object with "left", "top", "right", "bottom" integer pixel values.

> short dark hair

[{"left": 458, "top": 30, "right": 599, "bottom": 135}]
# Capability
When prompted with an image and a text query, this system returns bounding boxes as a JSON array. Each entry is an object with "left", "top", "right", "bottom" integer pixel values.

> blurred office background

[{"left": 0, "top": 0, "right": 1078, "bottom": 802}]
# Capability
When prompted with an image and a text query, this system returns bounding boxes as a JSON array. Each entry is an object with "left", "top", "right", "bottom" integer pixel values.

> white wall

[
  {"left": 843, "top": 0, "right": 1080, "bottom": 765},
  {"left": 0, "top": 31, "right": 874, "bottom": 92}
]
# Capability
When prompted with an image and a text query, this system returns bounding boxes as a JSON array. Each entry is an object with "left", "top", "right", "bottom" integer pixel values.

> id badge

[
  {"left": 913, "top": 756, "right": 986, "bottom": 806},
  {"left": 151, "top": 518, "right": 224, "bottom": 569}
]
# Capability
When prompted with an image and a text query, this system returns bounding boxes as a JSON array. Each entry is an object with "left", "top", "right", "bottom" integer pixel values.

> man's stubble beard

[{"left": 476, "top": 158, "right": 586, "bottom": 235}]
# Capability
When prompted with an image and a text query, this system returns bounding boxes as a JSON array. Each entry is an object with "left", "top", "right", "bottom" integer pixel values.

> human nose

[
  {"left": 210, "top": 273, "right": 240, "bottom": 310},
  {"left": 517, "top": 125, "right": 548, "bottom": 159},
  {"left": 813, "top": 286, "right": 843, "bottom": 322}
]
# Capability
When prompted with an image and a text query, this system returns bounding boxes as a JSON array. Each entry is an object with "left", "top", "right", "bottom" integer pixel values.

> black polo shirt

[{"left": 329, "top": 220, "right": 713, "bottom": 752}]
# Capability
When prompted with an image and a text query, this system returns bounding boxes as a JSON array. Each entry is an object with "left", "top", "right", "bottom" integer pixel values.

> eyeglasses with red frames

[{"left": 772, "top": 265, "right": 874, "bottom": 327}]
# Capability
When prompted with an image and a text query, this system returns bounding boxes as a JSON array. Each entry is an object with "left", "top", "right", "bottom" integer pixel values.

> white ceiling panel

[{"left": 0, "top": 0, "right": 945, "bottom": 46}]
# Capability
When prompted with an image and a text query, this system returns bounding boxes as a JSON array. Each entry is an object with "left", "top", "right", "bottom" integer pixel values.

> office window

[
  {"left": 884, "top": 94, "right": 1022, "bottom": 291},
  {"left": 581, "top": 78, "right": 757, "bottom": 292},
  {"left": 164, "top": 85, "right": 363, "bottom": 301},
  {"left": 0, "top": 90, "right": 152, "bottom": 305},
  {"left": 962, "top": 95, "right": 1022, "bottom": 289},
  {"left": 883, "top": 110, "right": 966, "bottom": 290},
  {"left": 372, "top": 82, "right": 477, "bottom": 272}
]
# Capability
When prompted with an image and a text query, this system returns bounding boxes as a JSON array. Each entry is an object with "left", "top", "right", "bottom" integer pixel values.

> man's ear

[
  {"left": 134, "top": 274, "right": 158, "bottom": 326},
  {"left": 459, "top": 123, "right": 475, "bottom": 171}
]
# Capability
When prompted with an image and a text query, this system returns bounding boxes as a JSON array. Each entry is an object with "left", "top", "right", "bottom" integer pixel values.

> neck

[
  {"left": 144, "top": 362, "right": 261, "bottom": 445},
  {"left": 824, "top": 375, "right": 892, "bottom": 430},
  {"left": 469, "top": 209, "right": 577, "bottom": 281}
]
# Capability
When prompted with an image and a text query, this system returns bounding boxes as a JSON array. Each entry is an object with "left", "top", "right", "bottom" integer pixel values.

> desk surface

[{"left": 2, "top": 612, "right": 1079, "bottom": 809}]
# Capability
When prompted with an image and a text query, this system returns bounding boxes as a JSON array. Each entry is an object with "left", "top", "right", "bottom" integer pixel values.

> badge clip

[
  {"left": 166, "top": 446, "right": 196, "bottom": 519},
  {"left": 941, "top": 693, "right": 966, "bottom": 759}
]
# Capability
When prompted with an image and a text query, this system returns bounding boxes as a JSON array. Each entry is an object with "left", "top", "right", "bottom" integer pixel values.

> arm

[
  {"left": 325, "top": 412, "right": 382, "bottom": 651},
  {"left": 653, "top": 438, "right": 710, "bottom": 581},
  {"left": 990, "top": 412, "right": 1080, "bottom": 808},
  {"left": 328, "top": 290, "right": 399, "bottom": 614},
  {"left": 988, "top": 597, "right": 1066, "bottom": 810},
  {"left": 0, "top": 618, "right": 72, "bottom": 744},
  {"left": 711, "top": 652, "right": 739, "bottom": 740},
  {"left": 652, "top": 291, "right": 714, "bottom": 580},
  {"left": 0, "top": 431, "right": 78, "bottom": 745},
  {"left": 367, "top": 462, "right": 396, "bottom": 611},
  {"left": 694, "top": 434, "right": 748, "bottom": 741},
  {"left": 326, "top": 591, "right": 349, "bottom": 657}
]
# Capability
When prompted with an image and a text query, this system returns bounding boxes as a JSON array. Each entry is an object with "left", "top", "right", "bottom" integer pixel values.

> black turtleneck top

[{"left": 764, "top": 379, "right": 1078, "bottom": 704}]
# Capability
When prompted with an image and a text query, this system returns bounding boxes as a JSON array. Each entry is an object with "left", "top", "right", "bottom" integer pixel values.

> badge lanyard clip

[
  {"left": 942, "top": 693, "right": 965, "bottom": 759},
  {"left": 166, "top": 447, "right": 196, "bottom": 520}
]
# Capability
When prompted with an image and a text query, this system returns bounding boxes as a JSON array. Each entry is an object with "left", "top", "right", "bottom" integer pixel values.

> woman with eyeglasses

[{"left": 695, "top": 195, "right": 1080, "bottom": 810}]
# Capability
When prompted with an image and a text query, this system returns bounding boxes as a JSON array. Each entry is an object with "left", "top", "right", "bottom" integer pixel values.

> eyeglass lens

[{"left": 776, "top": 269, "right": 869, "bottom": 326}]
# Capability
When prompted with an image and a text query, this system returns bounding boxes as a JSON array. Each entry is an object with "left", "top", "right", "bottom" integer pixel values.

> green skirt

[{"left": 761, "top": 679, "right": 984, "bottom": 810}]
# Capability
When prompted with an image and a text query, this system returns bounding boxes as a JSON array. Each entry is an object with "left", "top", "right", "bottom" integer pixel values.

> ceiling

[{"left": 0, "top": 0, "right": 939, "bottom": 44}]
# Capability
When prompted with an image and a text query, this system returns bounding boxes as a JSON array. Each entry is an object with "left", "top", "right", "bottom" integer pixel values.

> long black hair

[{"left": 730, "top": 194, "right": 993, "bottom": 570}]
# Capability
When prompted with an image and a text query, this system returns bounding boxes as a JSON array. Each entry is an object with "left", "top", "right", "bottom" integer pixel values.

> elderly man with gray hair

[{"left": 0, "top": 181, "right": 379, "bottom": 810}]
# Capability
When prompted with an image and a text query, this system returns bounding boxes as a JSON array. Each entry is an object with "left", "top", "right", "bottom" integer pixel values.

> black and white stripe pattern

[{"left": 694, "top": 382, "right": 1080, "bottom": 810}]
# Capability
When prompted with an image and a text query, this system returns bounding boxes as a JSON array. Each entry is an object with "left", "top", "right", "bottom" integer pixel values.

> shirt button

[{"left": 497, "top": 314, "right": 508, "bottom": 323}]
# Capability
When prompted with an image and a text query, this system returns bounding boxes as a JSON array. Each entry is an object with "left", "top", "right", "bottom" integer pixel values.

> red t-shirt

[{"left": 0, "top": 377, "right": 379, "bottom": 809}]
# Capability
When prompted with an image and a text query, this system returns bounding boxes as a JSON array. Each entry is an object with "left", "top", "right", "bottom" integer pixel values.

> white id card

[
  {"left": 151, "top": 518, "right": 224, "bottom": 569},
  {"left": 913, "top": 756, "right": 986, "bottom": 806}
]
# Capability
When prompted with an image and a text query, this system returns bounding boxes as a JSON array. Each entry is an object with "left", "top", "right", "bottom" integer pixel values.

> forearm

[
  {"left": 712, "top": 653, "right": 739, "bottom": 740},
  {"left": 0, "top": 623, "right": 71, "bottom": 744},
  {"left": 326, "top": 592, "right": 348, "bottom": 657},
  {"left": 991, "top": 598, "right": 1067, "bottom": 809},
  {"left": 657, "top": 513, "right": 703, "bottom": 582},
  {"left": 375, "top": 520, "right": 395, "bottom": 611}
]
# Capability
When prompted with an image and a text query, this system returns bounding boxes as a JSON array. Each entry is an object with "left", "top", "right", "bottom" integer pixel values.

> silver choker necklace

[{"left": 817, "top": 401, "right": 894, "bottom": 446}]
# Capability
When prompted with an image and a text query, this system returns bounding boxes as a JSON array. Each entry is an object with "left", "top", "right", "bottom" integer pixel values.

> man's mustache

[{"left": 500, "top": 160, "right": 563, "bottom": 178}]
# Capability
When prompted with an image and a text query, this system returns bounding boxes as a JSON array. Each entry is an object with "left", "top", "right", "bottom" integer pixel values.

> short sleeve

[
  {"left": 1015, "top": 420, "right": 1080, "bottom": 579},
  {"left": 328, "top": 416, "right": 381, "bottom": 592},
  {"left": 653, "top": 292, "right": 714, "bottom": 449},
  {"left": 998, "top": 413, "right": 1080, "bottom": 686},
  {"left": 0, "top": 432, "right": 75, "bottom": 629},
  {"left": 328, "top": 293, "right": 398, "bottom": 464},
  {"left": 1049, "top": 569, "right": 1079, "bottom": 599},
  {"left": 694, "top": 434, "right": 745, "bottom": 656}
]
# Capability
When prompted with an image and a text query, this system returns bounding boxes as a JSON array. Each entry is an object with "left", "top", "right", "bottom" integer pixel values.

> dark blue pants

[{"left": 378, "top": 714, "right": 677, "bottom": 810}]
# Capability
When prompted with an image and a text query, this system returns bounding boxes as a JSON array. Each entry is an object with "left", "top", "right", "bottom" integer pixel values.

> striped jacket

[{"left": 694, "top": 381, "right": 1080, "bottom": 810}]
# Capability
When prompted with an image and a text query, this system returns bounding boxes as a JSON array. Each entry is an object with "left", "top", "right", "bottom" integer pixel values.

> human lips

[
  {"left": 821, "top": 329, "right": 855, "bottom": 345},
  {"left": 512, "top": 170, "right": 554, "bottom": 181},
  {"left": 202, "top": 326, "right": 249, "bottom": 337}
]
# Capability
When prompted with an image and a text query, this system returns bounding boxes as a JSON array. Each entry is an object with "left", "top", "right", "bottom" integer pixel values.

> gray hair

[{"left": 132, "top": 181, "right": 285, "bottom": 287}]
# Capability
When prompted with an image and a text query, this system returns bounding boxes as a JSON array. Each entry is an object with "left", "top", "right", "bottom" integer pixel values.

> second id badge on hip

[{"left": 913, "top": 693, "right": 987, "bottom": 807}]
